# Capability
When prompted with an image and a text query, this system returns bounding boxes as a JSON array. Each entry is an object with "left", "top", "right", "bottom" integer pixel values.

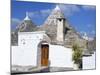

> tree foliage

[{"left": 72, "top": 44, "right": 83, "bottom": 64}]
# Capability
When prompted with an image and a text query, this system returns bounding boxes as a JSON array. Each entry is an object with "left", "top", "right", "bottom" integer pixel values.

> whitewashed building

[{"left": 12, "top": 31, "right": 73, "bottom": 72}]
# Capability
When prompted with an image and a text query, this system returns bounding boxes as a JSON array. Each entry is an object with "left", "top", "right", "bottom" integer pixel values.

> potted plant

[{"left": 72, "top": 44, "right": 83, "bottom": 70}]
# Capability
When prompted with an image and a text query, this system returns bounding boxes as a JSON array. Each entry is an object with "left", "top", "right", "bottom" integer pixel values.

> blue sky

[{"left": 11, "top": 1, "right": 96, "bottom": 38}]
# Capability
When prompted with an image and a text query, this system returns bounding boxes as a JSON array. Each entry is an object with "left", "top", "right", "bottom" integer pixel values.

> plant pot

[{"left": 73, "top": 63, "right": 79, "bottom": 70}]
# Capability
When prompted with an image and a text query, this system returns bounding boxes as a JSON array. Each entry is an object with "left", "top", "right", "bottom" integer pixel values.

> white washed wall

[
  {"left": 12, "top": 32, "right": 73, "bottom": 68},
  {"left": 82, "top": 52, "right": 96, "bottom": 69},
  {"left": 18, "top": 32, "right": 44, "bottom": 46},
  {"left": 12, "top": 44, "right": 73, "bottom": 68},
  {"left": 12, "top": 46, "right": 38, "bottom": 66},
  {"left": 12, "top": 32, "right": 45, "bottom": 66},
  {"left": 49, "top": 45, "right": 73, "bottom": 68}
]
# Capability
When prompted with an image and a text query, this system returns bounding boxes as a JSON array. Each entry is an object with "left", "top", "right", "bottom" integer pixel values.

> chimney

[{"left": 56, "top": 18, "right": 65, "bottom": 42}]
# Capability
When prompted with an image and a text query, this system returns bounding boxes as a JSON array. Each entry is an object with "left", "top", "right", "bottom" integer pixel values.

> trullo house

[{"left": 11, "top": 5, "right": 88, "bottom": 72}]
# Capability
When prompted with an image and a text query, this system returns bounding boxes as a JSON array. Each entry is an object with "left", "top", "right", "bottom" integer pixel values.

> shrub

[{"left": 72, "top": 44, "right": 83, "bottom": 64}]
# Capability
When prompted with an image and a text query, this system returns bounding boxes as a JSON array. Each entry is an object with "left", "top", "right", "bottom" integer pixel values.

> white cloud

[
  {"left": 57, "top": 4, "right": 95, "bottom": 17},
  {"left": 87, "top": 24, "right": 92, "bottom": 28},
  {"left": 80, "top": 31, "right": 87, "bottom": 36},
  {"left": 91, "top": 30, "right": 96, "bottom": 35},
  {"left": 80, "top": 31, "right": 94, "bottom": 41},
  {"left": 28, "top": 9, "right": 52, "bottom": 18},
  {"left": 58, "top": 4, "right": 80, "bottom": 16},
  {"left": 40, "top": 9, "right": 52, "bottom": 17},
  {"left": 28, "top": 4, "right": 80, "bottom": 18},
  {"left": 86, "top": 24, "right": 96, "bottom": 35},
  {"left": 28, "top": 4, "right": 95, "bottom": 19},
  {"left": 28, "top": 11, "right": 39, "bottom": 18},
  {"left": 82, "top": 5, "right": 96, "bottom": 10},
  {"left": 11, "top": 18, "right": 21, "bottom": 26},
  {"left": 40, "top": 9, "right": 51, "bottom": 14}
]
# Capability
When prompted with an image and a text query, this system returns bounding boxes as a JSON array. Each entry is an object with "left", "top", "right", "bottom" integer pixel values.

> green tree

[{"left": 72, "top": 44, "right": 83, "bottom": 69}]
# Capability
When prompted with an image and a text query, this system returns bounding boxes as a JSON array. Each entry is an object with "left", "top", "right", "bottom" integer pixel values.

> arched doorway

[{"left": 37, "top": 41, "right": 49, "bottom": 67}]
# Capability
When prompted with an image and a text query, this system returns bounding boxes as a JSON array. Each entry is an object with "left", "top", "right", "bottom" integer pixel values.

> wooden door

[{"left": 41, "top": 44, "right": 49, "bottom": 66}]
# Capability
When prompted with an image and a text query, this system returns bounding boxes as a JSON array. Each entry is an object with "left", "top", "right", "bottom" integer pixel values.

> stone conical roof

[
  {"left": 38, "top": 5, "right": 71, "bottom": 42},
  {"left": 43, "top": 5, "right": 64, "bottom": 26},
  {"left": 38, "top": 5, "right": 86, "bottom": 48},
  {"left": 16, "top": 12, "right": 37, "bottom": 32},
  {"left": 12, "top": 12, "right": 38, "bottom": 45}
]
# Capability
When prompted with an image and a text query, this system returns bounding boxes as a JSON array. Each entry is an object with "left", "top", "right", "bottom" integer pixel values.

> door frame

[{"left": 37, "top": 41, "right": 49, "bottom": 67}]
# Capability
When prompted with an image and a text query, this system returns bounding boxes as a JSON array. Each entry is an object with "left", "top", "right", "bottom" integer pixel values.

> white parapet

[{"left": 82, "top": 52, "right": 96, "bottom": 69}]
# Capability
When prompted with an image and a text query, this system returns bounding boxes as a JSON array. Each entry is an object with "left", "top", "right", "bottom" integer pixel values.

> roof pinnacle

[{"left": 24, "top": 12, "right": 30, "bottom": 20}]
